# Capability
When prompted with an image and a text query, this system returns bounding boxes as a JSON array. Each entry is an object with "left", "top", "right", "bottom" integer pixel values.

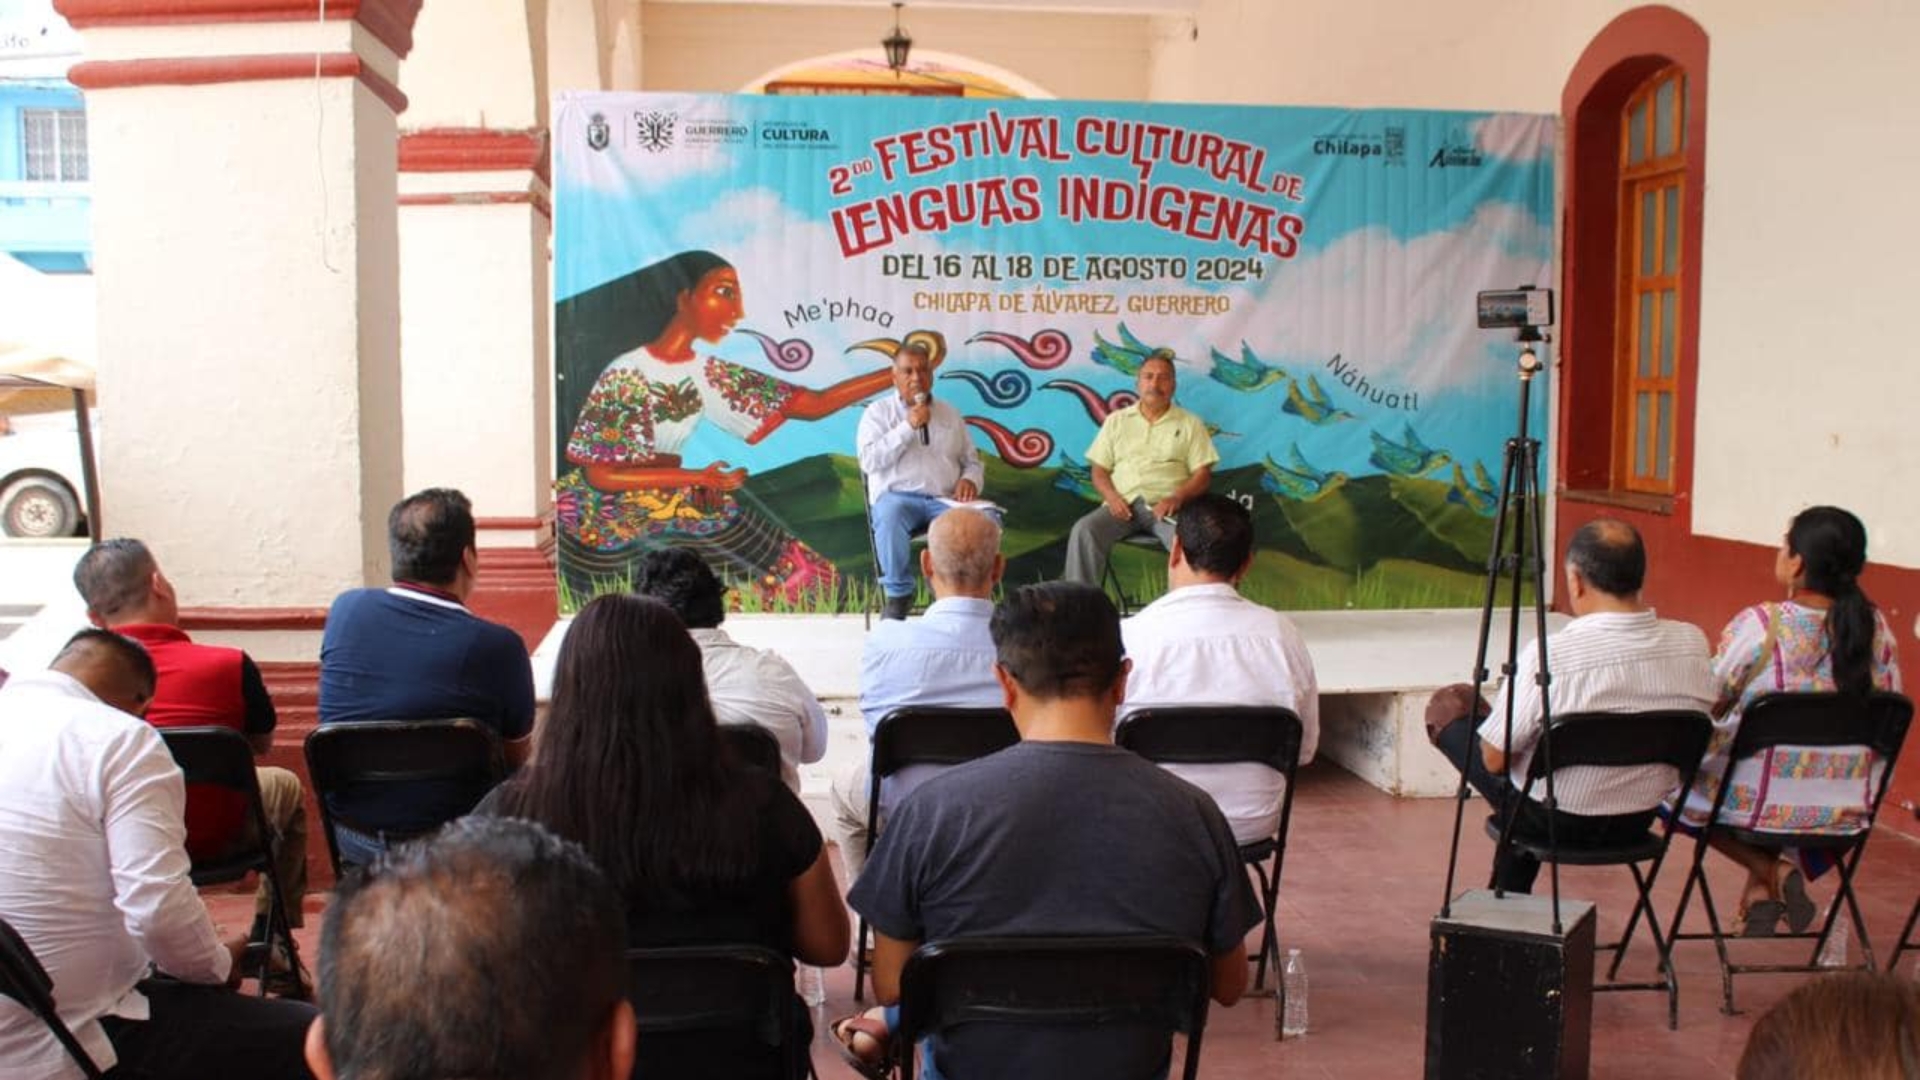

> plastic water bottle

[
  {"left": 1281, "top": 949, "right": 1309, "bottom": 1037},
  {"left": 799, "top": 965, "right": 827, "bottom": 1008},
  {"left": 1819, "top": 910, "right": 1851, "bottom": 968}
]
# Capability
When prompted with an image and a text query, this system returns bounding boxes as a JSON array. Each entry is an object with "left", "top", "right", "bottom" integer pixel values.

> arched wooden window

[
  {"left": 1557, "top": 6, "right": 1706, "bottom": 516},
  {"left": 1615, "top": 66, "right": 1687, "bottom": 494}
]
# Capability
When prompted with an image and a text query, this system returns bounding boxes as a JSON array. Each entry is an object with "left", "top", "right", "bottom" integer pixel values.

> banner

[{"left": 552, "top": 93, "right": 1553, "bottom": 612}]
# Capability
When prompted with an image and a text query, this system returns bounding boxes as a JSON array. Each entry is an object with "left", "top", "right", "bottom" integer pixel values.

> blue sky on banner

[{"left": 552, "top": 93, "right": 1553, "bottom": 485}]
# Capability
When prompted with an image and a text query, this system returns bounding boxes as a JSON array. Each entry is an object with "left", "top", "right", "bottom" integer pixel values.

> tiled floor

[{"left": 213, "top": 761, "right": 1920, "bottom": 1080}]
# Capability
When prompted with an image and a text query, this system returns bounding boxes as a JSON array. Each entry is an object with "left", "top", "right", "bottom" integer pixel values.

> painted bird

[
  {"left": 1207, "top": 341, "right": 1289, "bottom": 392},
  {"left": 1260, "top": 444, "right": 1349, "bottom": 501},
  {"left": 1369, "top": 423, "right": 1454, "bottom": 477},
  {"left": 1053, "top": 454, "right": 1101, "bottom": 501},
  {"left": 1090, "top": 323, "right": 1171, "bottom": 377},
  {"left": 1282, "top": 371, "right": 1356, "bottom": 425},
  {"left": 1446, "top": 460, "right": 1499, "bottom": 517}
]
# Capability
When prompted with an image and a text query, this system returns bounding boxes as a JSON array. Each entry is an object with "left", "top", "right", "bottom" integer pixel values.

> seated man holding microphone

[{"left": 856, "top": 335, "right": 989, "bottom": 621}]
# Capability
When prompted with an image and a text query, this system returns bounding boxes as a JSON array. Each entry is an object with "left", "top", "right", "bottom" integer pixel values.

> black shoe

[{"left": 881, "top": 594, "right": 912, "bottom": 621}]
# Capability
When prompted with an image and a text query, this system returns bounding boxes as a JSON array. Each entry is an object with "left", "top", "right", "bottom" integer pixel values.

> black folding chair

[
  {"left": 625, "top": 945, "right": 812, "bottom": 1080},
  {"left": 157, "top": 726, "right": 310, "bottom": 1000},
  {"left": 1669, "top": 691, "right": 1913, "bottom": 1014},
  {"left": 894, "top": 936, "right": 1212, "bottom": 1080},
  {"left": 861, "top": 473, "right": 930, "bottom": 628},
  {"left": 0, "top": 915, "right": 105, "bottom": 1079},
  {"left": 1115, "top": 706, "right": 1304, "bottom": 997},
  {"left": 304, "top": 719, "right": 507, "bottom": 877},
  {"left": 852, "top": 707, "right": 1019, "bottom": 1003},
  {"left": 720, "top": 724, "right": 785, "bottom": 777},
  {"left": 1478, "top": 710, "right": 1712, "bottom": 1029}
]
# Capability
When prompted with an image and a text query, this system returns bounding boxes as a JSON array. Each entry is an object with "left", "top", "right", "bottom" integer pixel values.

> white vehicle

[{"left": 0, "top": 410, "right": 91, "bottom": 538}]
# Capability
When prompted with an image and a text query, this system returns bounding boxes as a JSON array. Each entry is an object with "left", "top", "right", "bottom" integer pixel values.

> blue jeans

[{"left": 870, "top": 492, "right": 961, "bottom": 599}]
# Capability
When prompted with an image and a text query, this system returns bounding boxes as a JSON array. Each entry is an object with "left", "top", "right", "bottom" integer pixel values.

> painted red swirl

[
  {"left": 965, "top": 416, "right": 1054, "bottom": 468},
  {"left": 967, "top": 328, "right": 1072, "bottom": 370},
  {"left": 1041, "top": 379, "right": 1138, "bottom": 425}
]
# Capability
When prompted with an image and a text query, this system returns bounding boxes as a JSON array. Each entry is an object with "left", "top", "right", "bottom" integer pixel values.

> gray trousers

[{"left": 1062, "top": 498, "right": 1175, "bottom": 585}]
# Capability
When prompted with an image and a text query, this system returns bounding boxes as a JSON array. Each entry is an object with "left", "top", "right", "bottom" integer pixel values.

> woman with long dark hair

[
  {"left": 484, "top": 593, "right": 849, "bottom": 1078},
  {"left": 1676, "top": 506, "right": 1903, "bottom": 936},
  {"left": 553, "top": 251, "right": 893, "bottom": 605}
]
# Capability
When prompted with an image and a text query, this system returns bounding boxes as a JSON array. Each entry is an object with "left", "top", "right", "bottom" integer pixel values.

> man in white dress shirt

[
  {"left": 830, "top": 508, "right": 1006, "bottom": 877},
  {"left": 856, "top": 340, "right": 987, "bottom": 621},
  {"left": 1431, "top": 518, "right": 1717, "bottom": 893},
  {"left": 1121, "top": 493, "right": 1319, "bottom": 846},
  {"left": 633, "top": 546, "right": 827, "bottom": 792},
  {"left": 0, "top": 630, "right": 315, "bottom": 1080}
]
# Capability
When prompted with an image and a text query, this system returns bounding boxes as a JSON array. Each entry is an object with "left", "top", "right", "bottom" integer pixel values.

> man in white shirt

[
  {"left": 856, "top": 339, "right": 987, "bottom": 621},
  {"left": 1122, "top": 493, "right": 1319, "bottom": 846},
  {"left": 0, "top": 630, "right": 315, "bottom": 1080},
  {"left": 633, "top": 546, "right": 827, "bottom": 791},
  {"left": 1431, "top": 518, "right": 1716, "bottom": 893},
  {"left": 830, "top": 507, "right": 1006, "bottom": 877}
]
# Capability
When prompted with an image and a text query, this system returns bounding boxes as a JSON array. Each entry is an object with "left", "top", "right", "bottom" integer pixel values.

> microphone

[{"left": 913, "top": 391, "right": 930, "bottom": 446}]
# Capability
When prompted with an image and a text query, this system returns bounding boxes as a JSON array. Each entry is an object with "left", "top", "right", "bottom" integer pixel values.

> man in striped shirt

[{"left": 1432, "top": 518, "right": 1716, "bottom": 892}]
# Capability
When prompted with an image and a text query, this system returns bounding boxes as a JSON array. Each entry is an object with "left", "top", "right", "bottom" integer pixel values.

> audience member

[
  {"left": 845, "top": 582, "right": 1257, "bottom": 1080},
  {"left": 303, "top": 816, "right": 635, "bottom": 1080},
  {"left": 1122, "top": 493, "right": 1320, "bottom": 845},
  {"left": 633, "top": 546, "right": 827, "bottom": 791},
  {"left": 318, "top": 487, "right": 534, "bottom": 865},
  {"left": 1736, "top": 970, "right": 1920, "bottom": 1080},
  {"left": 73, "top": 537, "right": 309, "bottom": 949},
  {"left": 1673, "top": 506, "right": 1903, "bottom": 936},
  {"left": 1063, "top": 349, "right": 1218, "bottom": 585},
  {"left": 1432, "top": 518, "right": 1716, "bottom": 893},
  {"left": 479, "top": 594, "right": 846, "bottom": 1080},
  {"left": 856, "top": 337, "right": 988, "bottom": 621},
  {"left": 0, "top": 630, "right": 315, "bottom": 1080},
  {"left": 829, "top": 507, "right": 1005, "bottom": 878}
]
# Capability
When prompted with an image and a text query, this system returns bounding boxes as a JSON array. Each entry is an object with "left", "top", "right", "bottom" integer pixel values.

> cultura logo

[
  {"left": 635, "top": 111, "right": 677, "bottom": 153},
  {"left": 758, "top": 121, "right": 835, "bottom": 148}
]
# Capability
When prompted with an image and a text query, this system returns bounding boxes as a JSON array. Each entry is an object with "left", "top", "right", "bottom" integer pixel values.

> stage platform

[{"left": 531, "top": 606, "right": 1568, "bottom": 820}]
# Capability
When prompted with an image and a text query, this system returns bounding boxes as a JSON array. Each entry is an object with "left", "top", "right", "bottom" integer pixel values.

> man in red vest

[{"left": 74, "top": 539, "right": 309, "bottom": 961}]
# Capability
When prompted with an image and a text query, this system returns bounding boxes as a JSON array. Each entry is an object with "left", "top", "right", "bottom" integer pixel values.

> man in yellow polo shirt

[{"left": 1063, "top": 349, "right": 1220, "bottom": 584}]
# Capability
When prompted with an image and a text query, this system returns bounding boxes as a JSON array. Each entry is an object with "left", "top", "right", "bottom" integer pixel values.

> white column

[
  {"left": 58, "top": 0, "right": 419, "bottom": 606},
  {"left": 397, "top": 0, "right": 551, "bottom": 529}
]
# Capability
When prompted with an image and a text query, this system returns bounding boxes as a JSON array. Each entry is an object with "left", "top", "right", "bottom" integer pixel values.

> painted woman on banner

[{"left": 554, "top": 250, "right": 892, "bottom": 604}]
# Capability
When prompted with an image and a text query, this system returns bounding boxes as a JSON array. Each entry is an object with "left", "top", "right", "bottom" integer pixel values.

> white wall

[
  {"left": 1153, "top": 0, "right": 1920, "bottom": 566},
  {"left": 635, "top": 1, "right": 1153, "bottom": 100},
  {"left": 402, "top": 0, "right": 542, "bottom": 128}
]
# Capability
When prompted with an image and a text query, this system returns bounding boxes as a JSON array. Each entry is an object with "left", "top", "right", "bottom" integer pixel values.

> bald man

[
  {"left": 831, "top": 508, "right": 1007, "bottom": 877},
  {"left": 0, "top": 630, "right": 315, "bottom": 1080}
]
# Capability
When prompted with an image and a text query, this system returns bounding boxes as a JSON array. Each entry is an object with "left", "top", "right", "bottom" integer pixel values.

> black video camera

[{"left": 1476, "top": 287, "right": 1554, "bottom": 331}]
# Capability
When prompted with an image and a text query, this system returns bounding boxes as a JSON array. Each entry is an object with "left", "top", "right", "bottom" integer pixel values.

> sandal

[
  {"left": 1778, "top": 867, "right": 1817, "bottom": 934},
  {"left": 831, "top": 1012, "right": 892, "bottom": 1080},
  {"left": 1741, "top": 899, "right": 1785, "bottom": 937}
]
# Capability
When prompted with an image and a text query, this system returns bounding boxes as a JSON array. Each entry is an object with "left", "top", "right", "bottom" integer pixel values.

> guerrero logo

[
  {"left": 758, "top": 120, "right": 836, "bottom": 149},
  {"left": 682, "top": 116, "right": 750, "bottom": 147},
  {"left": 586, "top": 112, "right": 610, "bottom": 152},
  {"left": 635, "top": 111, "right": 677, "bottom": 153}
]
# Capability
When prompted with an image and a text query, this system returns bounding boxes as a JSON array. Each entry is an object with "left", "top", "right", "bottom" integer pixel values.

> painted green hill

[{"left": 727, "top": 453, "right": 1526, "bottom": 612}]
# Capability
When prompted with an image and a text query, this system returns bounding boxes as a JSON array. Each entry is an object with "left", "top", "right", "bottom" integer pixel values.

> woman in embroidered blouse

[
  {"left": 1676, "top": 506, "right": 1902, "bottom": 936},
  {"left": 554, "top": 250, "right": 892, "bottom": 600}
]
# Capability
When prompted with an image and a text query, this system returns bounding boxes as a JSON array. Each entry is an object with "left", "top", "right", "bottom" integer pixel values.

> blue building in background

[{"left": 0, "top": 1, "right": 89, "bottom": 274}]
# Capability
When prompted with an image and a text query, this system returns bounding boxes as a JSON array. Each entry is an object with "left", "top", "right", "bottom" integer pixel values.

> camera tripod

[{"left": 1439, "top": 328, "right": 1569, "bottom": 932}]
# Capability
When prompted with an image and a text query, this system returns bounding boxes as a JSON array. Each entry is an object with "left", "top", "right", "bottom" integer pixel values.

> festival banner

[{"left": 552, "top": 92, "right": 1554, "bottom": 612}]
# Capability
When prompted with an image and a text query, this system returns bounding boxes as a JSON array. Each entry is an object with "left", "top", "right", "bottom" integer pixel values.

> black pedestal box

[{"left": 1426, "top": 889, "right": 1596, "bottom": 1080}]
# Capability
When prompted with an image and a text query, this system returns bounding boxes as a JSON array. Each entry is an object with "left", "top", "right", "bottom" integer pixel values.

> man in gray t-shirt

[{"left": 849, "top": 583, "right": 1258, "bottom": 1080}]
